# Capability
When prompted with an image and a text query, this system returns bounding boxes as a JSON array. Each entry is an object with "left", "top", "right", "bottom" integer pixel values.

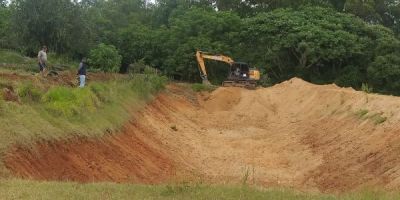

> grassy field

[{"left": 1, "top": 179, "right": 399, "bottom": 200}]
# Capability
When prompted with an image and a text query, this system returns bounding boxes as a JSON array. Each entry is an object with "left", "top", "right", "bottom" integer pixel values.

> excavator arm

[{"left": 196, "top": 51, "right": 234, "bottom": 84}]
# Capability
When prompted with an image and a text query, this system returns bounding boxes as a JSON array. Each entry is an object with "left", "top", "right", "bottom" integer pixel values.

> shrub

[
  {"left": 88, "top": 43, "right": 122, "bottom": 72},
  {"left": 361, "top": 83, "right": 373, "bottom": 93},
  {"left": 129, "top": 59, "right": 147, "bottom": 74}
]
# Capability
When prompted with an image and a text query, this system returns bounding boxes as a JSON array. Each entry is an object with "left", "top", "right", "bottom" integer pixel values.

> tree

[
  {"left": 10, "top": 0, "right": 90, "bottom": 56},
  {"left": 88, "top": 43, "right": 122, "bottom": 72},
  {"left": 0, "top": 2, "right": 10, "bottom": 48},
  {"left": 239, "top": 6, "right": 400, "bottom": 89},
  {"left": 159, "top": 7, "right": 241, "bottom": 81}
]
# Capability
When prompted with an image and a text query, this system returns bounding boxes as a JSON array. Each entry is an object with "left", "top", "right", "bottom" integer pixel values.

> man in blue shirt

[{"left": 77, "top": 57, "right": 87, "bottom": 88}]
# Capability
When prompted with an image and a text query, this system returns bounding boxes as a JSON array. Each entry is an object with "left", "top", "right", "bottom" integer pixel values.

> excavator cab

[
  {"left": 229, "top": 62, "right": 250, "bottom": 80},
  {"left": 224, "top": 62, "right": 260, "bottom": 88}
]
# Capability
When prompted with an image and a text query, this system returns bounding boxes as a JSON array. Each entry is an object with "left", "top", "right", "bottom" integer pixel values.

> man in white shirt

[{"left": 38, "top": 46, "right": 48, "bottom": 76}]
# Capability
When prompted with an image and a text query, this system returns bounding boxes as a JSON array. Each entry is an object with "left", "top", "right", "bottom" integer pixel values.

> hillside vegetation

[
  {"left": 2, "top": 1, "right": 400, "bottom": 94},
  {"left": 0, "top": 61, "right": 166, "bottom": 177}
]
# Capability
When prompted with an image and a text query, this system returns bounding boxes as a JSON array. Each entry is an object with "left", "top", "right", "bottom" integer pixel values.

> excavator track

[{"left": 222, "top": 81, "right": 256, "bottom": 89}]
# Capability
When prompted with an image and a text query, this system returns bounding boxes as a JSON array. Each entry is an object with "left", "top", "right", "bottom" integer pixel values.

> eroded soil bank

[{"left": 6, "top": 78, "right": 400, "bottom": 193}]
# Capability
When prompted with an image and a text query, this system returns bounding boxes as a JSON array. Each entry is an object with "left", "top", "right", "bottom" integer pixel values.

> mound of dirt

[
  {"left": 199, "top": 87, "right": 242, "bottom": 112},
  {"left": 5, "top": 78, "right": 400, "bottom": 193}
]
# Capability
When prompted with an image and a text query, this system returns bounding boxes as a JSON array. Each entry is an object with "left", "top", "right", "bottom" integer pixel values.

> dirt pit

[{"left": 5, "top": 78, "right": 400, "bottom": 193}]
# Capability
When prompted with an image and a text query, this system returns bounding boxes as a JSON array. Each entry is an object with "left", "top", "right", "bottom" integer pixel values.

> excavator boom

[{"left": 196, "top": 51, "right": 234, "bottom": 84}]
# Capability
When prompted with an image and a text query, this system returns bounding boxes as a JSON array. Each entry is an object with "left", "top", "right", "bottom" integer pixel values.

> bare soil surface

[{"left": 5, "top": 78, "right": 400, "bottom": 193}]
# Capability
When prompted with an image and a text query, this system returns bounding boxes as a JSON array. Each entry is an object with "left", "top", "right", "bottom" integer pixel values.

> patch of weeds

[
  {"left": 361, "top": 83, "right": 373, "bottom": 93},
  {"left": 370, "top": 113, "right": 387, "bottom": 125},
  {"left": 90, "top": 83, "right": 112, "bottom": 103},
  {"left": 242, "top": 168, "right": 250, "bottom": 186},
  {"left": 17, "top": 82, "right": 43, "bottom": 102},
  {"left": 355, "top": 109, "right": 369, "bottom": 119},
  {"left": 191, "top": 83, "right": 217, "bottom": 92},
  {"left": 355, "top": 109, "right": 387, "bottom": 125},
  {"left": 160, "top": 182, "right": 194, "bottom": 197},
  {"left": 0, "top": 94, "right": 4, "bottom": 111},
  {"left": 42, "top": 87, "right": 100, "bottom": 117}
]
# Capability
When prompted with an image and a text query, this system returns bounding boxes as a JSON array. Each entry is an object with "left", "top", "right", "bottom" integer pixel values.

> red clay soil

[
  {"left": 5, "top": 78, "right": 400, "bottom": 193},
  {"left": 4, "top": 122, "right": 175, "bottom": 184}
]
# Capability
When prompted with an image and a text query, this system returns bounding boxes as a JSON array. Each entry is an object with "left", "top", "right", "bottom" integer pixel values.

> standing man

[
  {"left": 77, "top": 57, "right": 87, "bottom": 88},
  {"left": 38, "top": 46, "right": 48, "bottom": 76}
]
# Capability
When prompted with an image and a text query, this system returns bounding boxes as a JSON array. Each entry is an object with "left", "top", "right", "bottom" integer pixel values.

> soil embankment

[{"left": 5, "top": 78, "right": 400, "bottom": 193}]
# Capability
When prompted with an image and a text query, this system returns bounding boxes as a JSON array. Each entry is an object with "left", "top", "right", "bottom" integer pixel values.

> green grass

[
  {"left": 0, "top": 74, "right": 167, "bottom": 177},
  {"left": 354, "top": 109, "right": 387, "bottom": 125},
  {"left": 0, "top": 49, "right": 28, "bottom": 64},
  {"left": 355, "top": 109, "right": 369, "bottom": 119},
  {"left": 0, "top": 179, "right": 400, "bottom": 200},
  {"left": 370, "top": 113, "right": 387, "bottom": 125},
  {"left": 191, "top": 83, "right": 217, "bottom": 92}
]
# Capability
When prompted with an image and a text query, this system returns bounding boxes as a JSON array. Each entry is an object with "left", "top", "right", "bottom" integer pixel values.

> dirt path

[{"left": 5, "top": 78, "right": 400, "bottom": 193}]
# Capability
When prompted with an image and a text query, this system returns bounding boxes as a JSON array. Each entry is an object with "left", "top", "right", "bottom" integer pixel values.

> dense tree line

[{"left": 1, "top": 0, "right": 400, "bottom": 94}]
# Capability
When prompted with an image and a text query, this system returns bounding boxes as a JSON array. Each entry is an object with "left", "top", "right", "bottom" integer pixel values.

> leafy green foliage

[
  {"left": 88, "top": 43, "right": 122, "bottom": 72},
  {"left": 0, "top": 4, "right": 10, "bottom": 48},
  {"left": 10, "top": 0, "right": 91, "bottom": 55},
  {"left": 2, "top": 0, "right": 400, "bottom": 96},
  {"left": 239, "top": 6, "right": 400, "bottom": 93}
]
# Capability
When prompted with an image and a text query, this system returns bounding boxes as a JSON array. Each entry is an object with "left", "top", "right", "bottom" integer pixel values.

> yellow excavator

[{"left": 196, "top": 51, "right": 261, "bottom": 88}]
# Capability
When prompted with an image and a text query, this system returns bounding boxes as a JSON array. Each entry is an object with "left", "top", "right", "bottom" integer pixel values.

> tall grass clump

[
  {"left": 42, "top": 87, "right": 100, "bottom": 117},
  {"left": 90, "top": 82, "right": 113, "bottom": 103},
  {"left": 17, "top": 82, "right": 43, "bottom": 102},
  {"left": 129, "top": 74, "right": 168, "bottom": 99}
]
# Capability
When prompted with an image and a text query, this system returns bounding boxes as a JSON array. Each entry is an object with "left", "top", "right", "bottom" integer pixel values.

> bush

[
  {"left": 88, "top": 43, "right": 122, "bottom": 72},
  {"left": 129, "top": 59, "right": 147, "bottom": 74},
  {"left": 17, "top": 82, "right": 43, "bottom": 102}
]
